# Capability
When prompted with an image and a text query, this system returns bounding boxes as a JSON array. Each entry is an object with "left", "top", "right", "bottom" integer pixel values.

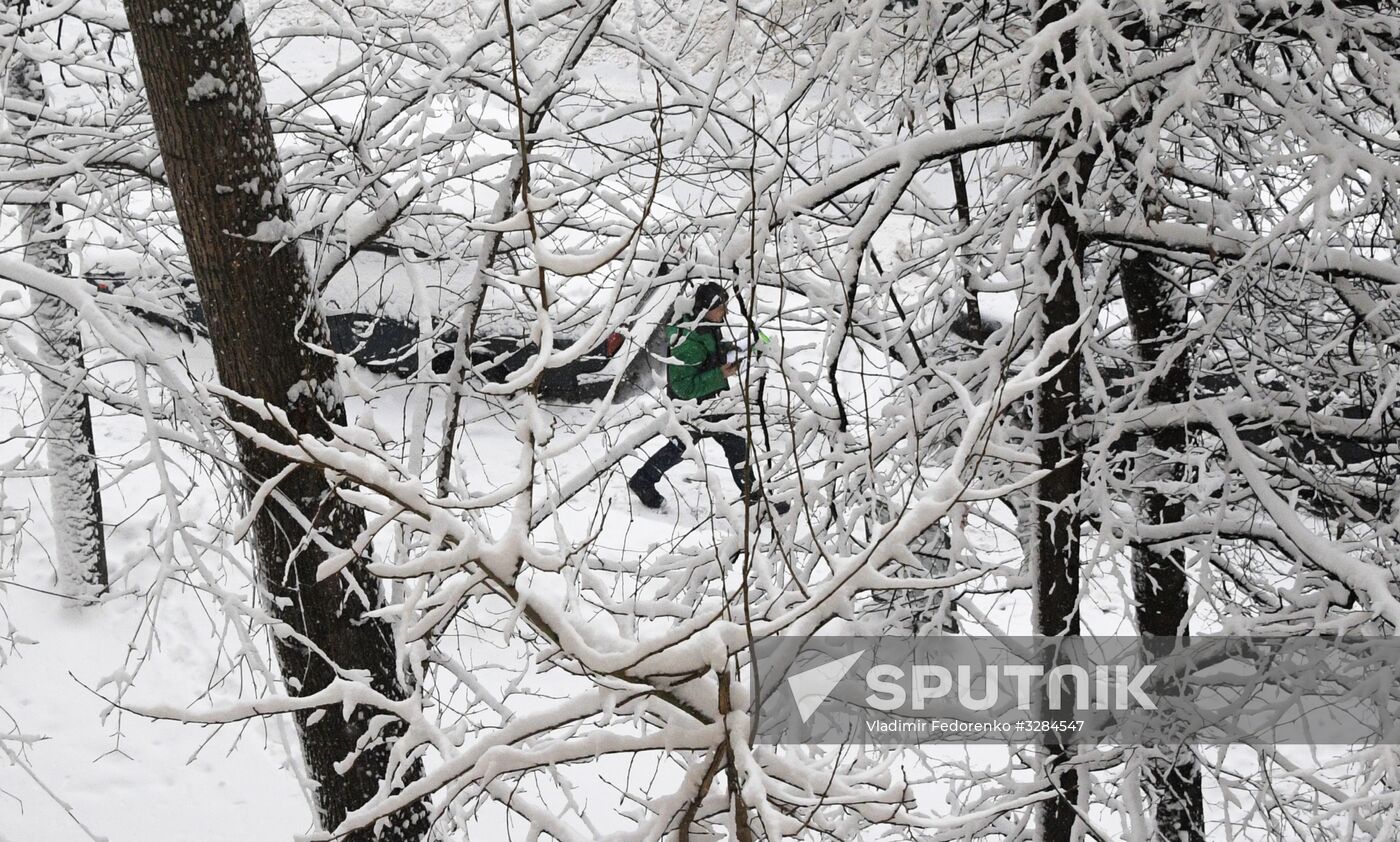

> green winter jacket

[{"left": 666, "top": 323, "right": 728, "bottom": 401}]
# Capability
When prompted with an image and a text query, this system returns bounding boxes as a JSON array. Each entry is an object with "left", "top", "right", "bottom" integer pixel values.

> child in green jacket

[{"left": 629, "top": 283, "right": 788, "bottom": 515}]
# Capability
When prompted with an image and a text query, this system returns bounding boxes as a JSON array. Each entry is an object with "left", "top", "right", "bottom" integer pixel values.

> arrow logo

[{"left": 786, "top": 650, "right": 865, "bottom": 722}]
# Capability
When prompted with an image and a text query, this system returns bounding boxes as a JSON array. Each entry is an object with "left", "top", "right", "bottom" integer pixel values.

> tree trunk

[
  {"left": 122, "top": 3, "right": 428, "bottom": 838},
  {"left": 1121, "top": 251, "right": 1205, "bottom": 842},
  {"left": 934, "top": 55, "right": 984, "bottom": 340},
  {"left": 26, "top": 208, "right": 108, "bottom": 601},
  {"left": 6, "top": 14, "right": 109, "bottom": 601},
  {"left": 1031, "top": 0, "right": 1089, "bottom": 837}
]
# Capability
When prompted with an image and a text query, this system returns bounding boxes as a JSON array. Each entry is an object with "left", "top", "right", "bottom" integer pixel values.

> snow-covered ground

[{"left": 0, "top": 360, "right": 311, "bottom": 840}]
